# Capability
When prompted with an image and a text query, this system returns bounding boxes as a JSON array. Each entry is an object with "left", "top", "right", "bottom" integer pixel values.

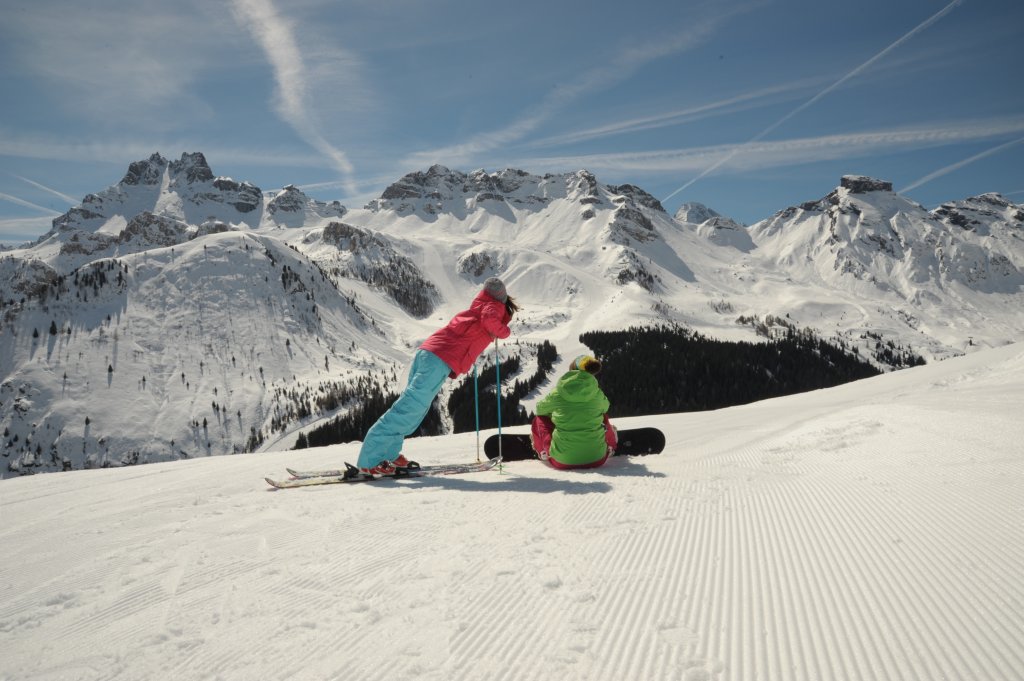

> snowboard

[{"left": 484, "top": 427, "right": 665, "bottom": 462}]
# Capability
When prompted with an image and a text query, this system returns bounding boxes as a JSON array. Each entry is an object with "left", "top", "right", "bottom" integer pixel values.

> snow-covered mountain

[
  {"left": 746, "top": 175, "right": 1024, "bottom": 352},
  {"left": 1, "top": 156, "right": 1022, "bottom": 476},
  {"left": 675, "top": 201, "right": 753, "bottom": 251},
  {"left": 51, "top": 152, "right": 263, "bottom": 234}
]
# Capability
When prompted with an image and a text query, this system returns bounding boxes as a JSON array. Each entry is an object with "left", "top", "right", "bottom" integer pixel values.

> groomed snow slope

[{"left": 2, "top": 344, "right": 1023, "bottom": 681}]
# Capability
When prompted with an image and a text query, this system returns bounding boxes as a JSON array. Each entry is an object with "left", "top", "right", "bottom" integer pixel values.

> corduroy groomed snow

[{"left": 483, "top": 277, "right": 507, "bottom": 303}]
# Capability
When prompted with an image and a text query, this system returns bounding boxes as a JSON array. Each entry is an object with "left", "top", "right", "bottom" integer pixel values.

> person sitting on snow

[{"left": 530, "top": 354, "right": 617, "bottom": 469}]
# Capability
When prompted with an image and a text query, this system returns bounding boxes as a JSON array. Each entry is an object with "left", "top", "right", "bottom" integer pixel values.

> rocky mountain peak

[
  {"left": 378, "top": 165, "right": 461, "bottom": 202},
  {"left": 675, "top": 202, "right": 723, "bottom": 224},
  {"left": 266, "top": 184, "right": 346, "bottom": 225},
  {"left": 120, "top": 152, "right": 169, "bottom": 186},
  {"left": 268, "top": 185, "right": 306, "bottom": 211},
  {"left": 169, "top": 152, "right": 215, "bottom": 184},
  {"left": 840, "top": 176, "right": 893, "bottom": 194},
  {"left": 932, "top": 193, "right": 1024, "bottom": 232},
  {"left": 609, "top": 184, "right": 665, "bottom": 213}
]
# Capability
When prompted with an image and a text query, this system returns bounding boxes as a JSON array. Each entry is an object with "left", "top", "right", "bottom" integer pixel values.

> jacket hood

[
  {"left": 555, "top": 370, "right": 601, "bottom": 403},
  {"left": 471, "top": 289, "right": 495, "bottom": 310}
]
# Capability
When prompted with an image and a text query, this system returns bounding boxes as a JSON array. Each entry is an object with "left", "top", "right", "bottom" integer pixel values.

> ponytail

[{"left": 504, "top": 295, "right": 520, "bottom": 317}]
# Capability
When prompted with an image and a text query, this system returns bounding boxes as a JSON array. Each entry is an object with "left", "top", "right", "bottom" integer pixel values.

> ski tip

[{"left": 265, "top": 477, "right": 283, "bottom": 488}]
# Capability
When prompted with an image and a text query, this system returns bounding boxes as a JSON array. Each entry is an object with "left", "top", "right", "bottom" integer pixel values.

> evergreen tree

[{"left": 580, "top": 325, "right": 882, "bottom": 417}]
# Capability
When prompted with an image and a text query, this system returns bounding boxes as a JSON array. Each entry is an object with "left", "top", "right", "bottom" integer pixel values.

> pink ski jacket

[{"left": 420, "top": 290, "right": 511, "bottom": 376}]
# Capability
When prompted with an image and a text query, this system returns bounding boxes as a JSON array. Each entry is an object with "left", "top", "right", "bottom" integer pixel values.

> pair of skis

[
  {"left": 269, "top": 339, "right": 508, "bottom": 490},
  {"left": 265, "top": 458, "right": 499, "bottom": 489}
]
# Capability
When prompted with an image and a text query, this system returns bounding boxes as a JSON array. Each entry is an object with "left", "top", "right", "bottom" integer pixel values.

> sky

[{"left": 1, "top": 0, "right": 1022, "bottom": 244}]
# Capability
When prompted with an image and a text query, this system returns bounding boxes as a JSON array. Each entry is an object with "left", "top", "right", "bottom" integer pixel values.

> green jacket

[{"left": 535, "top": 370, "right": 610, "bottom": 465}]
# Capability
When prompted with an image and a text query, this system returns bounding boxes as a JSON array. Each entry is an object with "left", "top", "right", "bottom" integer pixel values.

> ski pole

[
  {"left": 473, "top": 362, "right": 480, "bottom": 462},
  {"left": 495, "top": 338, "right": 502, "bottom": 465}
]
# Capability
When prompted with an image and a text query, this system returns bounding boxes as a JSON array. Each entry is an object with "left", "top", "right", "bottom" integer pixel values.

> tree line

[
  {"left": 294, "top": 325, "right": 883, "bottom": 450},
  {"left": 580, "top": 324, "right": 882, "bottom": 417}
]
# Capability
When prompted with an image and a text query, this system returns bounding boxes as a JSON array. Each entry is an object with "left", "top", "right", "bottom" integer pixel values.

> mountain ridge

[{"left": 1, "top": 153, "right": 1021, "bottom": 475}]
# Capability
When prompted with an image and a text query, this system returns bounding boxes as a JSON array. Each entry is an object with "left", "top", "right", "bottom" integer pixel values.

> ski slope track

[{"left": 2, "top": 344, "right": 1022, "bottom": 681}]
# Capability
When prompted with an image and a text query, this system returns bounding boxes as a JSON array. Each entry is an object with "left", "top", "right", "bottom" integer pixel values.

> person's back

[{"left": 532, "top": 355, "right": 616, "bottom": 469}]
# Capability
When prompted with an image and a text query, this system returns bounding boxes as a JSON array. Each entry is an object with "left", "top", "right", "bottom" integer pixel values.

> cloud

[
  {"left": 0, "top": 215, "right": 54, "bottom": 245},
  {"left": 899, "top": 135, "right": 1024, "bottom": 193},
  {"left": 0, "top": 2, "right": 236, "bottom": 124},
  {"left": 528, "top": 76, "right": 828, "bottom": 149},
  {"left": 229, "top": 0, "right": 358, "bottom": 193},
  {"left": 400, "top": 6, "right": 752, "bottom": 170},
  {"left": 506, "top": 118, "right": 1024, "bottom": 175},
  {"left": 0, "top": 130, "right": 321, "bottom": 170},
  {"left": 664, "top": 0, "right": 965, "bottom": 201}
]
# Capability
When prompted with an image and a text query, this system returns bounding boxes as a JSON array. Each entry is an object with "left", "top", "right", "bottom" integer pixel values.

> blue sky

[{"left": 1, "top": 0, "right": 1022, "bottom": 244}]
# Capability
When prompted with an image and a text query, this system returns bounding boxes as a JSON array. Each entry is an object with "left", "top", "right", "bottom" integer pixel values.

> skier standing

[
  {"left": 357, "top": 277, "right": 517, "bottom": 476},
  {"left": 530, "top": 355, "right": 617, "bottom": 469}
]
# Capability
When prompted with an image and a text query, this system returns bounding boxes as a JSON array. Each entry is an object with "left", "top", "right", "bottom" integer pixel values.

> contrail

[
  {"left": 528, "top": 76, "right": 826, "bottom": 149},
  {"left": 230, "top": 0, "right": 357, "bottom": 194},
  {"left": 507, "top": 117, "right": 1024, "bottom": 174},
  {"left": 899, "top": 135, "right": 1024, "bottom": 193},
  {"left": 663, "top": 0, "right": 964, "bottom": 203},
  {"left": 0, "top": 192, "right": 62, "bottom": 215},
  {"left": 11, "top": 174, "right": 79, "bottom": 204}
]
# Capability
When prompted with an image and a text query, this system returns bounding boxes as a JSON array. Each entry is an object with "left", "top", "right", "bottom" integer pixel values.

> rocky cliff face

[
  {"left": 303, "top": 221, "right": 440, "bottom": 317},
  {"left": 840, "top": 175, "right": 894, "bottom": 194},
  {"left": 266, "top": 185, "right": 347, "bottom": 227}
]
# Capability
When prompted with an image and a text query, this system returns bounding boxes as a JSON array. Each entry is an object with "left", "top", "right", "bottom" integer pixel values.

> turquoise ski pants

[{"left": 357, "top": 349, "right": 451, "bottom": 469}]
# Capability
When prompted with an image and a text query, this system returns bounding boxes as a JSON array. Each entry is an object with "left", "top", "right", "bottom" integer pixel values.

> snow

[
  {"left": 2, "top": 343, "right": 1022, "bottom": 681},
  {"left": 4, "top": 162, "right": 1023, "bottom": 474}
]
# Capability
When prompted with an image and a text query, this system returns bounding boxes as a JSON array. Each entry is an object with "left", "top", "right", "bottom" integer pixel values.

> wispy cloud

[
  {"left": 0, "top": 2, "right": 233, "bottom": 125},
  {"left": 0, "top": 216, "right": 53, "bottom": 245},
  {"left": 10, "top": 175, "right": 79, "bottom": 205},
  {"left": 528, "top": 76, "right": 828, "bottom": 149},
  {"left": 899, "top": 135, "right": 1024, "bottom": 193},
  {"left": 401, "top": 5, "right": 754, "bottom": 170},
  {"left": 230, "top": 0, "right": 357, "bottom": 193},
  {"left": 0, "top": 192, "right": 62, "bottom": 215},
  {"left": 663, "top": 0, "right": 965, "bottom": 201},
  {"left": 508, "top": 118, "right": 1024, "bottom": 175},
  {"left": 0, "top": 131, "right": 321, "bottom": 170}
]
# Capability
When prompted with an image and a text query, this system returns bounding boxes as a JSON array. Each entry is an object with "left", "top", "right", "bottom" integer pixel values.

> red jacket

[{"left": 420, "top": 290, "right": 511, "bottom": 375}]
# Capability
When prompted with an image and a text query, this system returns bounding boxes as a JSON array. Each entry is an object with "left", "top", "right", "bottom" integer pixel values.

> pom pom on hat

[
  {"left": 571, "top": 354, "right": 602, "bottom": 375},
  {"left": 483, "top": 277, "right": 507, "bottom": 303}
]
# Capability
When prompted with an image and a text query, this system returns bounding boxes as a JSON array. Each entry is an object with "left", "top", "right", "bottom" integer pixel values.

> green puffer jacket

[{"left": 535, "top": 370, "right": 610, "bottom": 465}]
